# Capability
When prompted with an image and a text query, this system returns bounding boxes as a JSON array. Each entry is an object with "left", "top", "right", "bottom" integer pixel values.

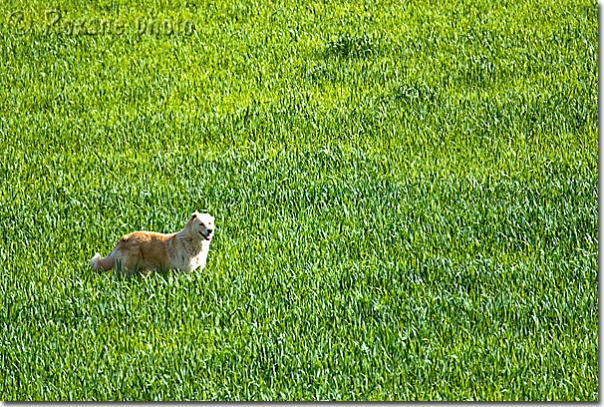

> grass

[{"left": 0, "top": 0, "right": 598, "bottom": 401}]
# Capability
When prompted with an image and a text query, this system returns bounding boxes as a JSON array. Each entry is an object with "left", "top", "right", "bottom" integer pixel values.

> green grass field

[{"left": 0, "top": 0, "right": 598, "bottom": 401}]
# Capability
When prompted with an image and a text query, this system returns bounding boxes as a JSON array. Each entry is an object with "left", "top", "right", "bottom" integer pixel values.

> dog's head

[{"left": 187, "top": 212, "right": 215, "bottom": 241}]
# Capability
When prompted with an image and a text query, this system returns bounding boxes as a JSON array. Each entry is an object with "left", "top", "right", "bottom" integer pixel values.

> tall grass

[{"left": 0, "top": 0, "right": 598, "bottom": 400}]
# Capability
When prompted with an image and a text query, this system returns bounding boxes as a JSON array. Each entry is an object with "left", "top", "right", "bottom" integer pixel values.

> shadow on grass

[
  {"left": 94, "top": 264, "right": 197, "bottom": 285},
  {"left": 324, "top": 32, "right": 382, "bottom": 59}
]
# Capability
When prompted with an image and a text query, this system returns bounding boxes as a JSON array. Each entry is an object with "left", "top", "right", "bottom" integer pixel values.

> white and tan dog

[{"left": 90, "top": 212, "right": 215, "bottom": 275}]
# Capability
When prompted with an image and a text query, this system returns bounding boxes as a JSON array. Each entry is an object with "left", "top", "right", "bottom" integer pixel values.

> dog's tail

[{"left": 90, "top": 252, "right": 115, "bottom": 272}]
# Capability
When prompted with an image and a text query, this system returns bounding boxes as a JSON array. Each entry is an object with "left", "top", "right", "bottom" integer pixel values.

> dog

[{"left": 90, "top": 212, "right": 215, "bottom": 275}]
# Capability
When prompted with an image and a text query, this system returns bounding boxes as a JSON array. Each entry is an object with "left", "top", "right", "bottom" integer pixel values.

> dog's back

[
  {"left": 91, "top": 231, "right": 172, "bottom": 273},
  {"left": 115, "top": 231, "right": 173, "bottom": 272}
]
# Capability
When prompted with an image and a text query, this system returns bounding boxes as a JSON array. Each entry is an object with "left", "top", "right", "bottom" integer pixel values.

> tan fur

[{"left": 90, "top": 212, "right": 215, "bottom": 275}]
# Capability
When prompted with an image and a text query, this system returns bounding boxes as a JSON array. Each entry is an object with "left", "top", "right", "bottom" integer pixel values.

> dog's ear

[{"left": 190, "top": 212, "right": 198, "bottom": 220}]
